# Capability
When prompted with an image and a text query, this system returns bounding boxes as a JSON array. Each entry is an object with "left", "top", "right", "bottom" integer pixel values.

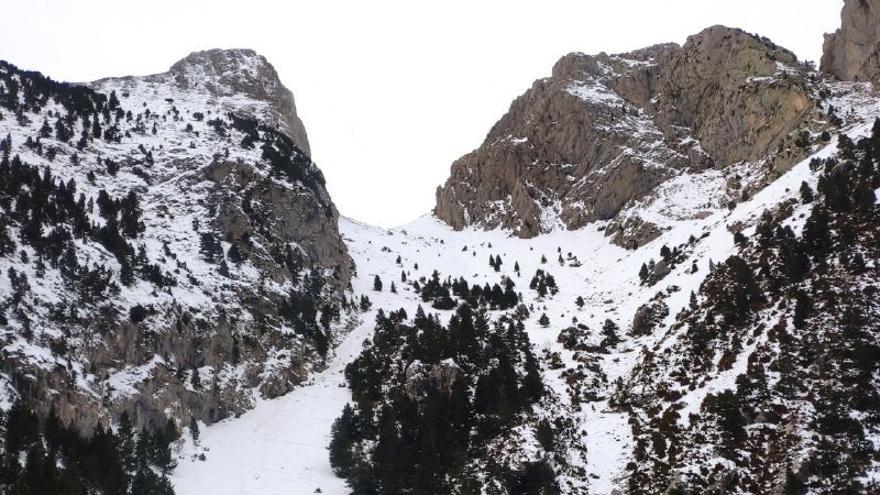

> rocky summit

[{"left": 435, "top": 26, "right": 821, "bottom": 241}]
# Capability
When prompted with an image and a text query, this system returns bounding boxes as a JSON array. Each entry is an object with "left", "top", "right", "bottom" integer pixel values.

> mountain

[
  {"left": 2, "top": 1, "right": 880, "bottom": 494},
  {"left": 435, "top": 26, "right": 822, "bottom": 243},
  {"left": 169, "top": 7, "right": 880, "bottom": 491},
  {"left": 316, "top": 8, "right": 878, "bottom": 495},
  {"left": 0, "top": 49, "right": 355, "bottom": 491}
]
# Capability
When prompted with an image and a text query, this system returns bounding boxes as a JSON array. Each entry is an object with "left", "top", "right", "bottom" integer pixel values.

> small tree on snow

[
  {"left": 373, "top": 275, "right": 383, "bottom": 292},
  {"left": 538, "top": 313, "right": 550, "bottom": 327}
]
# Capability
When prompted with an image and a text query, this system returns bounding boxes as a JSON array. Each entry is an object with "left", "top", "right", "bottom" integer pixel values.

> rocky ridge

[{"left": 435, "top": 26, "right": 824, "bottom": 242}]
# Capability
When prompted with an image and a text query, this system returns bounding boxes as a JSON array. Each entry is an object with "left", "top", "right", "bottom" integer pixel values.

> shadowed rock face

[
  {"left": 822, "top": 0, "right": 880, "bottom": 83},
  {"left": 435, "top": 26, "right": 816, "bottom": 238}
]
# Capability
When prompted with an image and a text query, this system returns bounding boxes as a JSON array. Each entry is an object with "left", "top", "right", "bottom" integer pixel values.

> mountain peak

[
  {"left": 435, "top": 25, "right": 818, "bottom": 240},
  {"left": 92, "top": 48, "right": 311, "bottom": 156},
  {"left": 168, "top": 48, "right": 276, "bottom": 92},
  {"left": 169, "top": 48, "right": 311, "bottom": 156}
]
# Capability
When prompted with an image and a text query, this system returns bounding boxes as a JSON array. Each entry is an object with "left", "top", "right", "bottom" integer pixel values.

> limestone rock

[
  {"left": 435, "top": 26, "right": 816, "bottom": 237},
  {"left": 631, "top": 299, "right": 670, "bottom": 337},
  {"left": 822, "top": 0, "right": 880, "bottom": 82},
  {"left": 404, "top": 360, "right": 463, "bottom": 399}
]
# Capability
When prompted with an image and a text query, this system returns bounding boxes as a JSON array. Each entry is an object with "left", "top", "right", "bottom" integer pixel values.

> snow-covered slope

[
  {"left": 165, "top": 78, "right": 880, "bottom": 494},
  {"left": 167, "top": 78, "right": 880, "bottom": 494}
]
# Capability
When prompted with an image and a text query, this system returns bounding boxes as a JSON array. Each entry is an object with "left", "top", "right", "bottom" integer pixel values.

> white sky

[{"left": 1, "top": 0, "right": 843, "bottom": 227}]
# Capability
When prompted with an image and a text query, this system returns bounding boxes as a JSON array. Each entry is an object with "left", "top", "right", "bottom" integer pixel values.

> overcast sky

[{"left": 1, "top": 1, "right": 843, "bottom": 227}]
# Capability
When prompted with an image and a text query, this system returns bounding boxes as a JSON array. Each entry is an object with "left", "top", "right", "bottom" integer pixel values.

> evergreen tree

[
  {"left": 373, "top": 275, "right": 383, "bottom": 292},
  {"left": 54, "top": 118, "right": 70, "bottom": 142},
  {"left": 39, "top": 118, "right": 52, "bottom": 138},
  {"left": 793, "top": 290, "right": 812, "bottom": 329},
  {"left": 783, "top": 466, "right": 806, "bottom": 495},
  {"left": 601, "top": 319, "right": 621, "bottom": 348},
  {"left": 705, "top": 390, "right": 746, "bottom": 459},
  {"left": 108, "top": 90, "right": 120, "bottom": 110},
  {"left": 328, "top": 404, "right": 358, "bottom": 477},
  {"left": 538, "top": 313, "right": 550, "bottom": 327},
  {"left": 803, "top": 207, "right": 831, "bottom": 262},
  {"left": 189, "top": 416, "right": 200, "bottom": 444},
  {"left": 799, "top": 181, "right": 814, "bottom": 203},
  {"left": 190, "top": 367, "right": 201, "bottom": 389}
]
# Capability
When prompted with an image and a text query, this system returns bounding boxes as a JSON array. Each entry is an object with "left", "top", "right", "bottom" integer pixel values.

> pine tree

[
  {"left": 108, "top": 90, "right": 120, "bottom": 110},
  {"left": 218, "top": 259, "right": 230, "bottom": 277},
  {"left": 783, "top": 466, "right": 806, "bottom": 495},
  {"left": 601, "top": 319, "right": 621, "bottom": 348},
  {"left": 54, "top": 118, "right": 70, "bottom": 142},
  {"left": 706, "top": 390, "right": 746, "bottom": 458},
  {"left": 119, "top": 411, "right": 136, "bottom": 471},
  {"left": 329, "top": 404, "right": 358, "bottom": 476},
  {"left": 190, "top": 416, "right": 200, "bottom": 444},
  {"left": 575, "top": 296, "right": 585, "bottom": 310},
  {"left": 373, "top": 275, "right": 383, "bottom": 292},
  {"left": 536, "top": 280, "right": 548, "bottom": 298},
  {"left": 799, "top": 181, "right": 814, "bottom": 203},
  {"left": 190, "top": 367, "right": 201, "bottom": 389},
  {"left": 39, "top": 118, "right": 52, "bottom": 138},
  {"left": 793, "top": 290, "right": 812, "bottom": 329},
  {"left": 803, "top": 207, "right": 831, "bottom": 262},
  {"left": 538, "top": 313, "right": 550, "bottom": 327}
]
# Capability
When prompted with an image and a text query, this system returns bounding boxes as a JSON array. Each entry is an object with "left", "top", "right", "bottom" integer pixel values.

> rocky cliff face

[
  {"left": 0, "top": 49, "right": 353, "bottom": 434},
  {"left": 822, "top": 0, "right": 880, "bottom": 82},
  {"left": 435, "top": 26, "right": 820, "bottom": 239}
]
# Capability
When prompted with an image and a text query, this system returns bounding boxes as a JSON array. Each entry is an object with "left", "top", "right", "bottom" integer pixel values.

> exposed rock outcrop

[
  {"left": 822, "top": 0, "right": 880, "bottom": 82},
  {"left": 435, "top": 26, "right": 817, "bottom": 238},
  {"left": 404, "top": 360, "right": 463, "bottom": 399},
  {"left": 631, "top": 299, "right": 669, "bottom": 337}
]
